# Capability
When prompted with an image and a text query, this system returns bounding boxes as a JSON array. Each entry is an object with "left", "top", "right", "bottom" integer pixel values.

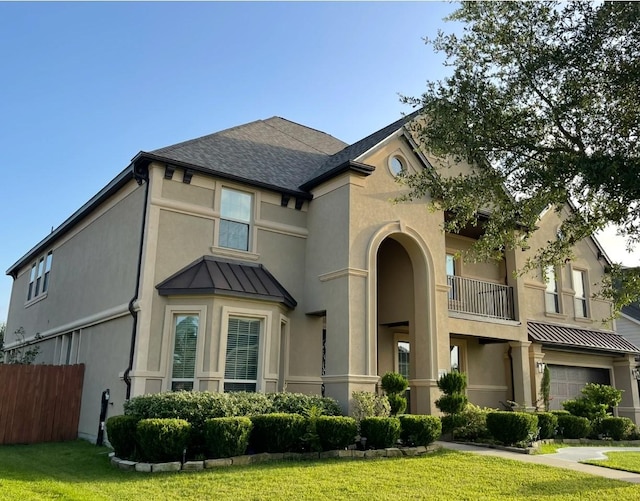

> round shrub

[
  {"left": 360, "top": 417, "right": 401, "bottom": 449},
  {"left": 437, "top": 371, "right": 467, "bottom": 395},
  {"left": 136, "top": 418, "right": 191, "bottom": 463},
  {"left": 106, "top": 415, "right": 139, "bottom": 459},
  {"left": 351, "top": 391, "right": 391, "bottom": 425},
  {"left": 250, "top": 413, "right": 307, "bottom": 453},
  {"left": 316, "top": 416, "right": 357, "bottom": 451},
  {"left": 556, "top": 414, "right": 591, "bottom": 439},
  {"left": 204, "top": 417, "right": 253, "bottom": 458},
  {"left": 535, "top": 412, "right": 558, "bottom": 440},
  {"left": 387, "top": 394, "right": 407, "bottom": 416},
  {"left": 599, "top": 417, "right": 635, "bottom": 441},
  {"left": 381, "top": 372, "right": 408, "bottom": 395},
  {"left": 399, "top": 415, "right": 442, "bottom": 446},
  {"left": 453, "top": 404, "right": 492, "bottom": 441},
  {"left": 435, "top": 393, "right": 468, "bottom": 415},
  {"left": 486, "top": 411, "right": 538, "bottom": 446}
]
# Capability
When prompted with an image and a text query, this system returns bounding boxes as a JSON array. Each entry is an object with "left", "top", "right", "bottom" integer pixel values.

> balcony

[{"left": 447, "top": 275, "right": 515, "bottom": 321}]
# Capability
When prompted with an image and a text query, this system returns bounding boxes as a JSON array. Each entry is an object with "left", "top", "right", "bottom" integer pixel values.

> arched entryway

[{"left": 372, "top": 231, "right": 435, "bottom": 414}]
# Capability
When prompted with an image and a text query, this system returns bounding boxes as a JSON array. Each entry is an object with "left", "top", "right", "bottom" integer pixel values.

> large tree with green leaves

[{"left": 401, "top": 1, "right": 640, "bottom": 311}]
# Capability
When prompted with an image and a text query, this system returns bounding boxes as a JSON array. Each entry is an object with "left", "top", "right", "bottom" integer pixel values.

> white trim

[
  {"left": 321, "top": 374, "right": 381, "bottom": 384},
  {"left": 319, "top": 268, "right": 368, "bottom": 282},
  {"left": 353, "top": 128, "right": 404, "bottom": 164}
]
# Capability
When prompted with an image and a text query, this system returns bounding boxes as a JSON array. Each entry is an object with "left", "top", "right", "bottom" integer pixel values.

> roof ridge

[
  {"left": 151, "top": 118, "right": 268, "bottom": 154},
  {"left": 262, "top": 117, "right": 345, "bottom": 155}
]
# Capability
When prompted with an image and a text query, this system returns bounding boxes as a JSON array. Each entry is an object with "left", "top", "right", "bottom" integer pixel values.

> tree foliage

[{"left": 401, "top": 1, "right": 640, "bottom": 311}]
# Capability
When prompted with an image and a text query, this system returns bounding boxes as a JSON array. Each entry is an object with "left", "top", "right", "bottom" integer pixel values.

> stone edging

[{"left": 110, "top": 445, "right": 441, "bottom": 473}]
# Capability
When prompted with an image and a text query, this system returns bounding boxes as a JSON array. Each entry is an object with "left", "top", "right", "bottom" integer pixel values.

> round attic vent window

[{"left": 389, "top": 156, "right": 404, "bottom": 176}]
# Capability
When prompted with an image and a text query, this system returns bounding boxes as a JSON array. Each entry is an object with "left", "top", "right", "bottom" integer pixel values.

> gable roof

[
  {"left": 156, "top": 256, "right": 297, "bottom": 309},
  {"left": 528, "top": 321, "right": 640, "bottom": 354},
  {"left": 622, "top": 302, "right": 640, "bottom": 323}
]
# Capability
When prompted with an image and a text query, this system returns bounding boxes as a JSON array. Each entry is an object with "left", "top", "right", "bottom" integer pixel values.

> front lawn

[
  {"left": 1, "top": 441, "right": 640, "bottom": 500},
  {"left": 584, "top": 452, "right": 640, "bottom": 474}
]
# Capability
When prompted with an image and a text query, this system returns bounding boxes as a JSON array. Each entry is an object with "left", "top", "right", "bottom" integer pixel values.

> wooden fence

[{"left": 0, "top": 364, "right": 85, "bottom": 445}]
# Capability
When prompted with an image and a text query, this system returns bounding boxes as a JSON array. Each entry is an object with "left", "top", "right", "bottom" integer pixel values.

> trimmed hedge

[
  {"left": 269, "top": 393, "right": 342, "bottom": 416},
  {"left": 381, "top": 372, "right": 409, "bottom": 395},
  {"left": 557, "top": 414, "right": 591, "bottom": 439},
  {"left": 435, "top": 394, "right": 468, "bottom": 415},
  {"left": 360, "top": 417, "right": 401, "bottom": 449},
  {"left": 387, "top": 394, "right": 407, "bottom": 416},
  {"left": 250, "top": 413, "right": 307, "bottom": 453},
  {"left": 599, "top": 417, "right": 635, "bottom": 441},
  {"left": 486, "top": 412, "right": 538, "bottom": 446},
  {"left": 106, "top": 415, "right": 139, "bottom": 459},
  {"left": 204, "top": 417, "right": 253, "bottom": 458},
  {"left": 316, "top": 416, "right": 358, "bottom": 451},
  {"left": 536, "top": 412, "right": 558, "bottom": 440},
  {"left": 399, "top": 415, "right": 442, "bottom": 446},
  {"left": 136, "top": 418, "right": 191, "bottom": 463}
]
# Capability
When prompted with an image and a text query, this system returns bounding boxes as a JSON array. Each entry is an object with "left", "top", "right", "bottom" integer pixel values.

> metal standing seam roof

[
  {"left": 155, "top": 256, "right": 297, "bottom": 309},
  {"left": 528, "top": 321, "right": 640, "bottom": 354}
]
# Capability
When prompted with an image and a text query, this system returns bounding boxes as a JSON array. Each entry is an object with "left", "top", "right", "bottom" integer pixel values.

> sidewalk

[{"left": 435, "top": 441, "right": 640, "bottom": 484}]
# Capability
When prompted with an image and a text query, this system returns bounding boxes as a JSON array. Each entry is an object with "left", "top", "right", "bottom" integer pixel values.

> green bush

[
  {"left": 399, "top": 415, "right": 441, "bottom": 446},
  {"left": 360, "top": 417, "right": 401, "bottom": 449},
  {"left": 453, "top": 404, "right": 492, "bottom": 441},
  {"left": 268, "top": 393, "right": 342, "bottom": 416},
  {"left": 599, "top": 417, "right": 635, "bottom": 441},
  {"left": 535, "top": 412, "right": 558, "bottom": 440},
  {"left": 106, "top": 415, "right": 139, "bottom": 459},
  {"left": 250, "top": 413, "right": 307, "bottom": 453},
  {"left": 557, "top": 414, "right": 591, "bottom": 439},
  {"left": 441, "top": 414, "right": 465, "bottom": 435},
  {"left": 316, "top": 416, "right": 357, "bottom": 451},
  {"left": 435, "top": 393, "right": 468, "bottom": 415},
  {"left": 437, "top": 371, "right": 467, "bottom": 395},
  {"left": 486, "top": 412, "right": 538, "bottom": 446},
  {"left": 387, "top": 394, "right": 407, "bottom": 416},
  {"left": 550, "top": 410, "right": 570, "bottom": 416},
  {"left": 203, "top": 417, "right": 252, "bottom": 458},
  {"left": 136, "top": 418, "right": 191, "bottom": 463},
  {"left": 351, "top": 391, "right": 390, "bottom": 426},
  {"left": 381, "top": 372, "right": 409, "bottom": 395}
]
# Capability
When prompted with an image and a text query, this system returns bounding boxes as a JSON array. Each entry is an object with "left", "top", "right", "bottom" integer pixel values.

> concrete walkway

[{"left": 435, "top": 441, "right": 640, "bottom": 484}]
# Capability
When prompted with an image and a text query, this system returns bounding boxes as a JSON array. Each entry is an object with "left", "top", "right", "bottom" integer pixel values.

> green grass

[
  {"left": 584, "top": 452, "right": 640, "bottom": 474},
  {"left": 1, "top": 440, "right": 640, "bottom": 500},
  {"left": 534, "top": 442, "right": 567, "bottom": 455}
]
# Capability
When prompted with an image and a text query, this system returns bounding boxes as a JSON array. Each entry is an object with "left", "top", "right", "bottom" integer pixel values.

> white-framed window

[
  {"left": 572, "top": 269, "right": 588, "bottom": 318},
  {"left": 219, "top": 187, "right": 253, "bottom": 251},
  {"left": 388, "top": 155, "right": 405, "bottom": 177},
  {"left": 171, "top": 314, "right": 200, "bottom": 391},
  {"left": 544, "top": 266, "right": 560, "bottom": 313},
  {"left": 27, "top": 251, "right": 53, "bottom": 302},
  {"left": 224, "top": 317, "right": 261, "bottom": 392},
  {"left": 450, "top": 338, "right": 466, "bottom": 372},
  {"left": 446, "top": 253, "right": 458, "bottom": 300},
  {"left": 397, "top": 340, "right": 410, "bottom": 380}
]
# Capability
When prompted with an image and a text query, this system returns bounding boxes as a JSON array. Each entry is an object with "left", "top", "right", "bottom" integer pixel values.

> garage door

[{"left": 548, "top": 365, "right": 610, "bottom": 411}]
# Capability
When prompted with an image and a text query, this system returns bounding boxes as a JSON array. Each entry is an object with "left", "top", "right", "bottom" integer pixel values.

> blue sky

[{"left": 0, "top": 1, "right": 637, "bottom": 323}]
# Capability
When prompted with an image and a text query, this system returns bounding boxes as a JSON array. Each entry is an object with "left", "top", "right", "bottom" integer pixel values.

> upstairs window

[
  {"left": 573, "top": 269, "right": 588, "bottom": 318},
  {"left": 544, "top": 266, "right": 560, "bottom": 313},
  {"left": 446, "top": 253, "right": 457, "bottom": 299},
  {"left": 27, "top": 251, "right": 53, "bottom": 301},
  {"left": 219, "top": 188, "right": 252, "bottom": 251}
]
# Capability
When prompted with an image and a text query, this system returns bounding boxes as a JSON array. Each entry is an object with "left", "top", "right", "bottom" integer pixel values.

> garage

[{"left": 547, "top": 364, "right": 610, "bottom": 411}]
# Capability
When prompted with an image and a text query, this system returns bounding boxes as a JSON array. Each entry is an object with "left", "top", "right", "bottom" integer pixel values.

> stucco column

[
  {"left": 529, "top": 343, "right": 546, "bottom": 410},
  {"left": 509, "top": 340, "right": 533, "bottom": 408},
  {"left": 613, "top": 355, "right": 640, "bottom": 424}
]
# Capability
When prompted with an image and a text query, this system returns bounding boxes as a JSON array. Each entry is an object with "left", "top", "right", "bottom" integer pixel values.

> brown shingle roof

[
  {"left": 528, "top": 321, "right": 640, "bottom": 354},
  {"left": 156, "top": 256, "right": 296, "bottom": 308}
]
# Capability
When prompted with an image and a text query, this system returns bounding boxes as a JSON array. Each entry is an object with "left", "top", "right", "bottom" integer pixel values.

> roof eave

[
  {"left": 299, "top": 160, "right": 375, "bottom": 191},
  {"left": 136, "top": 151, "right": 313, "bottom": 200}
]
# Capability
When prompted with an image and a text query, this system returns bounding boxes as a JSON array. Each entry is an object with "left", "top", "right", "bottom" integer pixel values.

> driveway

[{"left": 436, "top": 441, "right": 640, "bottom": 484}]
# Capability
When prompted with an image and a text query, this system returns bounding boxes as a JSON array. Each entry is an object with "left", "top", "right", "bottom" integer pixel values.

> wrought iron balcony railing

[{"left": 447, "top": 275, "right": 515, "bottom": 321}]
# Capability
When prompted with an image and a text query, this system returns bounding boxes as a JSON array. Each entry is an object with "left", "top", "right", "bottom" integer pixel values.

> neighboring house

[
  {"left": 5, "top": 114, "right": 640, "bottom": 441},
  {"left": 617, "top": 301, "right": 640, "bottom": 350}
]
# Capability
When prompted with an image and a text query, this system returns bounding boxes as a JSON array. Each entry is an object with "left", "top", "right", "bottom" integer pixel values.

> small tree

[
  {"left": 539, "top": 365, "right": 551, "bottom": 412},
  {"left": 380, "top": 372, "right": 409, "bottom": 415},
  {"left": 3, "top": 327, "right": 40, "bottom": 365}
]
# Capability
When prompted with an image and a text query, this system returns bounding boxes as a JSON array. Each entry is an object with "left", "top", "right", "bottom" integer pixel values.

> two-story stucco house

[{"left": 5, "top": 114, "right": 640, "bottom": 441}]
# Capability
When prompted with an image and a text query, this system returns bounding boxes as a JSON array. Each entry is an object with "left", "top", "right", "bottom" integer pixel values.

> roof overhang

[
  {"left": 528, "top": 321, "right": 640, "bottom": 355},
  {"left": 156, "top": 255, "right": 297, "bottom": 309},
  {"left": 299, "top": 160, "right": 375, "bottom": 191}
]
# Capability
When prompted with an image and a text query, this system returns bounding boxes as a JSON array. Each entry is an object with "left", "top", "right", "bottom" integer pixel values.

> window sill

[
  {"left": 24, "top": 292, "right": 48, "bottom": 308},
  {"left": 573, "top": 316, "right": 592, "bottom": 324},
  {"left": 210, "top": 246, "right": 260, "bottom": 261},
  {"left": 544, "top": 312, "right": 567, "bottom": 320}
]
